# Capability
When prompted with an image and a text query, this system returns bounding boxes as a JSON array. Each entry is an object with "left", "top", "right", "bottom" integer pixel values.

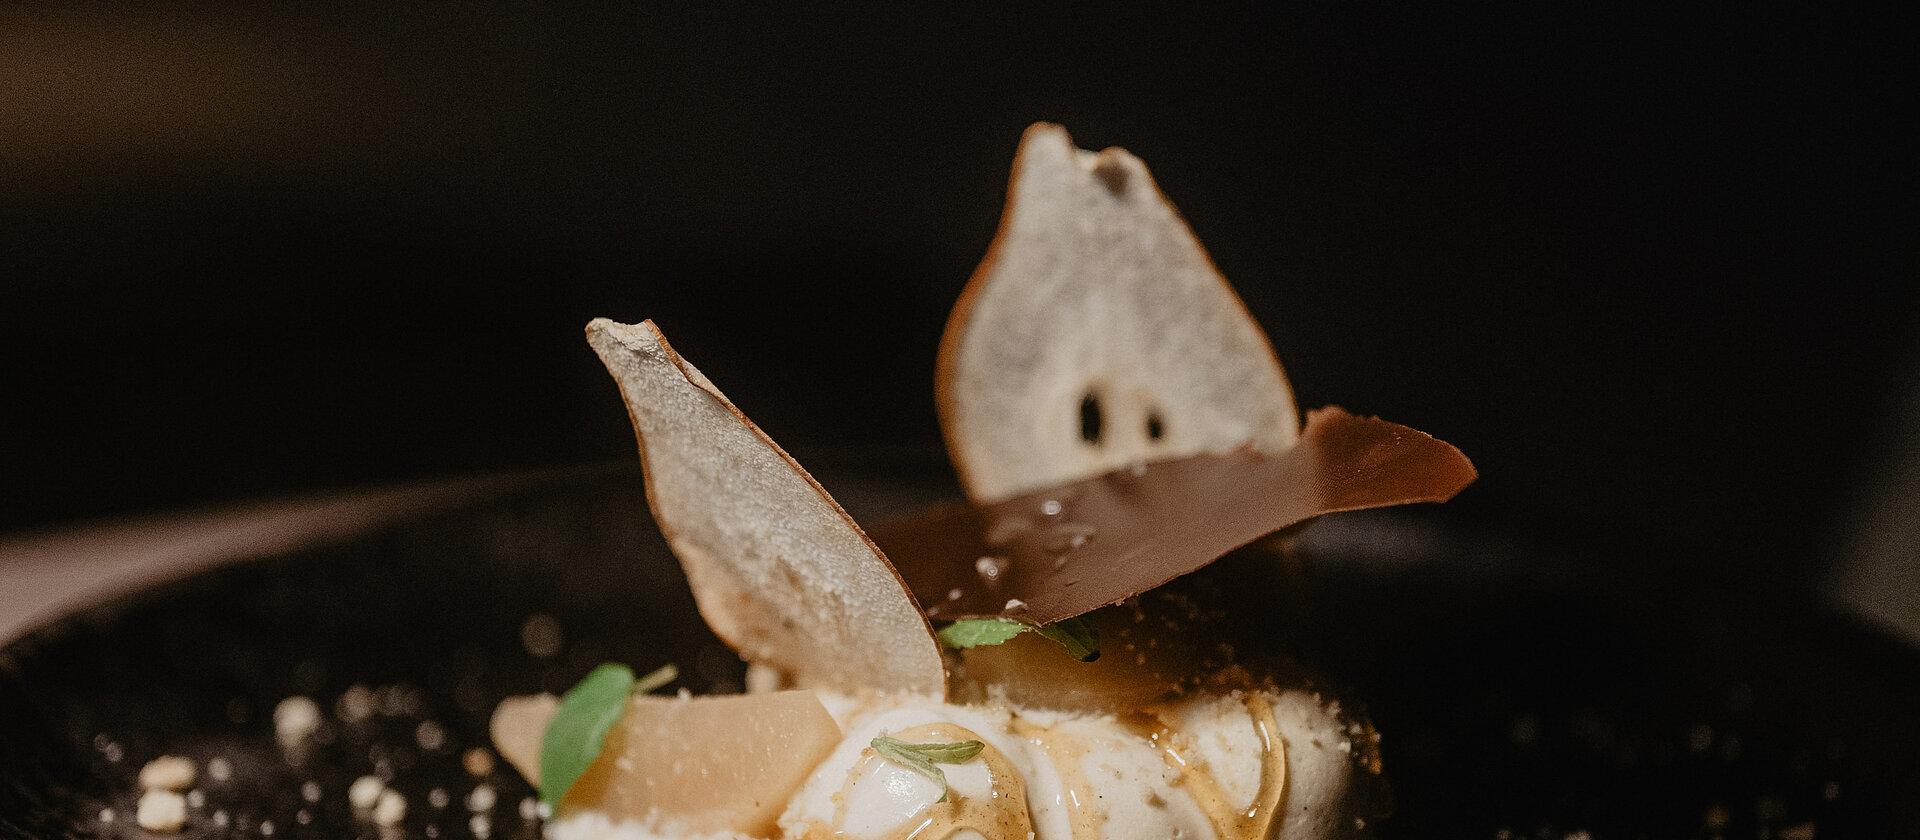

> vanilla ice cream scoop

[{"left": 775, "top": 676, "right": 1366, "bottom": 840}]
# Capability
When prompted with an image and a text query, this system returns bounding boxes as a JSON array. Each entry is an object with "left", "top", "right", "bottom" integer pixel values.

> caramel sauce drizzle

[
  {"left": 1021, "top": 695, "right": 1287, "bottom": 840},
  {"left": 817, "top": 723, "right": 1035, "bottom": 840},
  {"left": 1135, "top": 695, "right": 1288, "bottom": 840},
  {"left": 798, "top": 698, "right": 1287, "bottom": 840},
  {"left": 1010, "top": 718, "right": 1106, "bottom": 840}
]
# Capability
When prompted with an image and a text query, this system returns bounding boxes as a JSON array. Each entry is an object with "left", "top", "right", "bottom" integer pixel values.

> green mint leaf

[
  {"left": 540, "top": 663, "right": 634, "bottom": 808},
  {"left": 537, "top": 662, "right": 678, "bottom": 809},
  {"left": 900, "top": 740, "right": 985, "bottom": 764},
  {"left": 870, "top": 736, "right": 985, "bottom": 803},
  {"left": 870, "top": 737, "right": 941, "bottom": 794},
  {"left": 936, "top": 618, "right": 1028, "bottom": 649},
  {"left": 1034, "top": 616, "right": 1100, "bottom": 662},
  {"left": 936, "top": 616, "right": 1100, "bottom": 661}
]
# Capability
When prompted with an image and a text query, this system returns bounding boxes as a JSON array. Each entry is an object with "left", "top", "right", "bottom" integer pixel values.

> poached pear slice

[{"left": 491, "top": 690, "right": 842, "bottom": 836}]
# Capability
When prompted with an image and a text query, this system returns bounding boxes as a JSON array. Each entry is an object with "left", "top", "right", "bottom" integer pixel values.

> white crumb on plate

[
  {"left": 136, "top": 790, "right": 188, "bottom": 833},
  {"left": 467, "top": 783, "right": 497, "bottom": 812},
  {"left": 416, "top": 720, "right": 447, "bottom": 751},
  {"left": 349, "top": 775, "right": 386, "bottom": 809},
  {"left": 273, "top": 696, "right": 321, "bottom": 745},
  {"left": 372, "top": 789, "right": 408, "bottom": 825},
  {"left": 337, "top": 684, "right": 376, "bottom": 722},
  {"left": 137, "top": 755, "right": 197, "bottom": 791}
]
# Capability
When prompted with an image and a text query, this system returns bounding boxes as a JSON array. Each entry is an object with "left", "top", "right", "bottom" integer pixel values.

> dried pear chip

[
  {"left": 586, "top": 319, "right": 945, "bottom": 696},
  {"left": 939, "top": 123, "right": 1300, "bottom": 503}
]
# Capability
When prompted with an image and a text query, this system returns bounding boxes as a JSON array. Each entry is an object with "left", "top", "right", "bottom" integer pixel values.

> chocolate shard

[{"left": 871, "top": 406, "right": 1476, "bottom": 626}]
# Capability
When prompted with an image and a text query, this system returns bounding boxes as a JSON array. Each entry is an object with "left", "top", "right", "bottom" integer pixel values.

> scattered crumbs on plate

[
  {"left": 273, "top": 696, "right": 321, "bottom": 746},
  {"left": 338, "top": 684, "right": 376, "bottom": 723},
  {"left": 416, "top": 719, "right": 447, "bottom": 752},
  {"left": 136, "top": 790, "right": 187, "bottom": 833},
  {"left": 467, "top": 783, "right": 496, "bottom": 812},
  {"left": 373, "top": 788, "right": 408, "bottom": 825},
  {"left": 463, "top": 747, "right": 496, "bottom": 777},
  {"left": 350, "top": 775, "right": 387, "bottom": 809},
  {"left": 138, "top": 755, "right": 197, "bottom": 791}
]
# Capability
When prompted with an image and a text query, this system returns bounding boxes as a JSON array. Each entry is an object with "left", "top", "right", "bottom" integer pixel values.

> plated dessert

[{"left": 488, "top": 124, "right": 1474, "bottom": 840}]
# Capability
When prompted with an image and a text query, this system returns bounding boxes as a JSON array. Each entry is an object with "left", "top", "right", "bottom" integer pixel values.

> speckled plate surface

[{"left": 3, "top": 463, "right": 1918, "bottom": 839}]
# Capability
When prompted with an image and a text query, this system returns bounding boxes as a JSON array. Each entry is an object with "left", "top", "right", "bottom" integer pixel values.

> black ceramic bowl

[{"left": 4, "top": 460, "right": 1918, "bottom": 839}]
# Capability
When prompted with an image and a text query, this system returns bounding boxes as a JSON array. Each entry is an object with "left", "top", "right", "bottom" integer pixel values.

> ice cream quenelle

[{"left": 489, "top": 124, "right": 1475, "bottom": 840}]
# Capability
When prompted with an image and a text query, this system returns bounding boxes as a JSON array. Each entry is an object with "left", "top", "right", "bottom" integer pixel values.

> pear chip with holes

[
  {"left": 490, "top": 123, "right": 1473, "bottom": 840},
  {"left": 938, "top": 122, "right": 1301, "bottom": 503}
]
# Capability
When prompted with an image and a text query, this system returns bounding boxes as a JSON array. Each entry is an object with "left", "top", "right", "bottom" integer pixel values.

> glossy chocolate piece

[{"left": 872, "top": 406, "right": 1476, "bottom": 625}]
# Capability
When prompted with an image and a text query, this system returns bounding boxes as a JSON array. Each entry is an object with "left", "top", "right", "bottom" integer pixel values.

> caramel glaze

[
  {"left": 1017, "top": 695, "right": 1288, "bottom": 840},
  {"left": 1008, "top": 718, "right": 1103, "bottom": 840},
  {"left": 810, "top": 723, "right": 1035, "bottom": 840},
  {"left": 1126, "top": 696, "right": 1287, "bottom": 840},
  {"left": 791, "top": 699, "right": 1288, "bottom": 840}
]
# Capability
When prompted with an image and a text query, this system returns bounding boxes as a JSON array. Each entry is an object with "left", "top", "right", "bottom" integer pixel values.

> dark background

[{"left": 2, "top": 5, "right": 1912, "bottom": 600}]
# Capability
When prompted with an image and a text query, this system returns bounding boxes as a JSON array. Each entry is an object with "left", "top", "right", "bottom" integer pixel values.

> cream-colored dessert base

[{"left": 539, "top": 685, "right": 1358, "bottom": 840}]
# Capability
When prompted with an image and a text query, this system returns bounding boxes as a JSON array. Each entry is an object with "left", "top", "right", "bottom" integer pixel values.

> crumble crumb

[
  {"left": 273, "top": 696, "right": 321, "bottom": 746},
  {"left": 138, "top": 755, "right": 197, "bottom": 791},
  {"left": 349, "top": 775, "right": 387, "bottom": 810},
  {"left": 373, "top": 788, "right": 408, "bottom": 825},
  {"left": 136, "top": 790, "right": 188, "bottom": 833}
]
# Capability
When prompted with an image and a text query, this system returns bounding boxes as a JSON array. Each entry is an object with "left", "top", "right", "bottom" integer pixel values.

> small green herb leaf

[
  {"left": 937, "top": 616, "right": 1100, "bottom": 661},
  {"left": 1034, "top": 616, "right": 1101, "bottom": 662},
  {"left": 538, "top": 663, "right": 679, "bottom": 809},
  {"left": 870, "top": 736, "right": 986, "bottom": 803},
  {"left": 936, "top": 618, "right": 1028, "bottom": 649},
  {"left": 540, "top": 663, "right": 633, "bottom": 808}
]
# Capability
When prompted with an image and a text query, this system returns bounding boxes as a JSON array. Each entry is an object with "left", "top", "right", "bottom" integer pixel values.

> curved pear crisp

[{"left": 586, "top": 319, "right": 945, "bottom": 696}]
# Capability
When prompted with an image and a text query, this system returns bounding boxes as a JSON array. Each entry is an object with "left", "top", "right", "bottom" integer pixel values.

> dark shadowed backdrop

[{"left": 2, "top": 4, "right": 1912, "bottom": 603}]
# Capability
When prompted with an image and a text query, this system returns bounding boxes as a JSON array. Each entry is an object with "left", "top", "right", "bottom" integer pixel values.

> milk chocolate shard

[
  {"left": 586, "top": 319, "right": 946, "bottom": 696},
  {"left": 938, "top": 122, "right": 1300, "bottom": 504},
  {"left": 874, "top": 406, "right": 1476, "bottom": 625}
]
